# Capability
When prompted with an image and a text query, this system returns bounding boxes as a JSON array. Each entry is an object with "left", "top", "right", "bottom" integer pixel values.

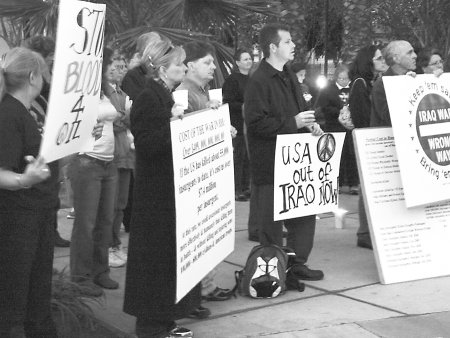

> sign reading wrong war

[
  {"left": 274, "top": 133, "right": 345, "bottom": 221},
  {"left": 171, "top": 105, "right": 235, "bottom": 302},
  {"left": 39, "top": 0, "right": 106, "bottom": 163},
  {"left": 384, "top": 73, "right": 450, "bottom": 207}
]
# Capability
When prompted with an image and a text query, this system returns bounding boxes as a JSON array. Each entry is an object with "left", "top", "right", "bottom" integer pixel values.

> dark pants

[
  {"left": 247, "top": 182, "right": 258, "bottom": 239},
  {"left": 340, "top": 131, "right": 359, "bottom": 187},
  {"left": 233, "top": 135, "right": 250, "bottom": 194},
  {"left": 251, "top": 184, "right": 316, "bottom": 264},
  {"left": 69, "top": 155, "right": 117, "bottom": 282},
  {"left": 112, "top": 168, "right": 132, "bottom": 247},
  {"left": 0, "top": 208, "right": 57, "bottom": 337},
  {"left": 123, "top": 171, "right": 134, "bottom": 232},
  {"left": 357, "top": 188, "right": 370, "bottom": 240}
]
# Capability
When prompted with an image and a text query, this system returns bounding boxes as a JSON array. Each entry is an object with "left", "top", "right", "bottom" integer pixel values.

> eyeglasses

[
  {"left": 429, "top": 59, "right": 443, "bottom": 67},
  {"left": 372, "top": 55, "right": 384, "bottom": 62}
]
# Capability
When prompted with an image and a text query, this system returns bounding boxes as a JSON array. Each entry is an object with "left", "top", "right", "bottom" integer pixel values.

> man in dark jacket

[{"left": 244, "top": 23, "right": 324, "bottom": 281}]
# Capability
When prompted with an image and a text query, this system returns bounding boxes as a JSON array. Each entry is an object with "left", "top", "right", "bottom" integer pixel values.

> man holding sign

[{"left": 244, "top": 23, "right": 324, "bottom": 281}]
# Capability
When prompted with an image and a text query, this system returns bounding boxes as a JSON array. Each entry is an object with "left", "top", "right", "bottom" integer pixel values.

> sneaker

[
  {"left": 202, "top": 287, "right": 233, "bottom": 301},
  {"left": 167, "top": 326, "right": 193, "bottom": 338},
  {"left": 291, "top": 264, "right": 324, "bottom": 281},
  {"left": 94, "top": 274, "right": 119, "bottom": 289},
  {"left": 109, "top": 249, "right": 126, "bottom": 268},
  {"left": 76, "top": 280, "right": 103, "bottom": 297},
  {"left": 111, "top": 246, "right": 127, "bottom": 262}
]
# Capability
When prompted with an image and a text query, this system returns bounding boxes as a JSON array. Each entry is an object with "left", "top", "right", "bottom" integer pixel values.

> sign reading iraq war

[
  {"left": 384, "top": 73, "right": 450, "bottom": 207},
  {"left": 171, "top": 105, "right": 235, "bottom": 302},
  {"left": 40, "top": 0, "right": 106, "bottom": 163},
  {"left": 274, "top": 133, "right": 345, "bottom": 221}
]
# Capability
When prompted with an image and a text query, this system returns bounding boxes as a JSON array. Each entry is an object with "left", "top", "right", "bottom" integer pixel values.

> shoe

[
  {"left": 357, "top": 237, "right": 373, "bottom": 250},
  {"left": 167, "top": 326, "right": 193, "bottom": 337},
  {"left": 243, "top": 189, "right": 251, "bottom": 198},
  {"left": 109, "top": 248, "right": 126, "bottom": 268},
  {"left": 291, "top": 264, "right": 324, "bottom": 281},
  {"left": 187, "top": 305, "right": 211, "bottom": 319},
  {"left": 349, "top": 186, "right": 359, "bottom": 195},
  {"left": 54, "top": 231, "right": 70, "bottom": 247},
  {"left": 67, "top": 208, "right": 75, "bottom": 219},
  {"left": 76, "top": 280, "right": 103, "bottom": 297},
  {"left": 112, "top": 246, "right": 128, "bottom": 261},
  {"left": 202, "top": 287, "right": 232, "bottom": 301},
  {"left": 94, "top": 274, "right": 119, "bottom": 289}
]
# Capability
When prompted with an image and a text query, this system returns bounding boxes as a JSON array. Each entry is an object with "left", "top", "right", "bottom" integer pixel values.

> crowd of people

[{"left": 0, "top": 20, "right": 446, "bottom": 338}]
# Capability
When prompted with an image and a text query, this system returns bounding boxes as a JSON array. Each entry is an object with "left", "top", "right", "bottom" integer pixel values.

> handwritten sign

[
  {"left": 384, "top": 73, "right": 450, "bottom": 207},
  {"left": 274, "top": 133, "right": 345, "bottom": 221},
  {"left": 171, "top": 104, "right": 235, "bottom": 302},
  {"left": 39, "top": 0, "right": 106, "bottom": 163},
  {"left": 353, "top": 127, "right": 450, "bottom": 284}
]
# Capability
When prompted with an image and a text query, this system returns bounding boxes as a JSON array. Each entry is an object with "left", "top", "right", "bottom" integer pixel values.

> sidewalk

[{"left": 54, "top": 193, "right": 450, "bottom": 337}]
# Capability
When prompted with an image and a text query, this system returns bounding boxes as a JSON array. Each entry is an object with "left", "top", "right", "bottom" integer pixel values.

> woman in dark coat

[{"left": 123, "top": 40, "right": 200, "bottom": 338}]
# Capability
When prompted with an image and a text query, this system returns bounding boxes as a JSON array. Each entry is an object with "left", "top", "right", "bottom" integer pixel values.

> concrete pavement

[{"left": 54, "top": 192, "right": 450, "bottom": 337}]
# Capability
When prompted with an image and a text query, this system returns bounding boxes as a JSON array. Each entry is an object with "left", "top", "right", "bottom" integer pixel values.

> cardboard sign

[
  {"left": 354, "top": 127, "right": 450, "bottom": 284},
  {"left": 171, "top": 104, "right": 235, "bottom": 302},
  {"left": 39, "top": 0, "right": 106, "bottom": 163},
  {"left": 384, "top": 73, "right": 450, "bottom": 207},
  {"left": 274, "top": 133, "right": 345, "bottom": 221}
]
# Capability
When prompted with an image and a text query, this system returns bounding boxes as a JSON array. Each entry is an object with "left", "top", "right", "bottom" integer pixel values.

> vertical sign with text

[
  {"left": 274, "top": 133, "right": 345, "bottom": 220},
  {"left": 40, "top": 0, "right": 105, "bottom": 163},
  {"left": 171, "top": 105, "right": 235, "bottom": 302},
  {"left": 354, "top": 127, "right": 450, "bottom": 284}
]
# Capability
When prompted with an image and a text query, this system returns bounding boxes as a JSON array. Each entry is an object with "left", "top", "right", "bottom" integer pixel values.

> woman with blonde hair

[
  {"left": 124, "top": 40, "right": 200, "bottom": 338},
  {"left": 0, "top": 47, "right": 57, "bottom": 337}
]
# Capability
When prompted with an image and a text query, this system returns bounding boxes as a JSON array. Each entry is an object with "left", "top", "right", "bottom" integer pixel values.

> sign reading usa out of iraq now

[
  {"left": 384, "top": 73, "right": 450, "bottom": 207},
  {"left": 274, "top": 133, "right": 345, "bottom": 221}
]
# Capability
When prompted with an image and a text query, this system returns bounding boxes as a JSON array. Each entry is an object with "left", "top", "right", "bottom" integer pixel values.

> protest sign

[
  {"left": 40, "top": 0, "right": 106, "bottom": 163},
  {"left": 171, "top": 104, "right": 235, "bottom": 302},
  {"left": 384, "top": 73, "right": 450, "bottom": 207},
  {"left": 274, "top": 132, "right": 345, "bottom": 221},
  {"left": 354, "top": 127, "right": 450, "bottom": 284}
]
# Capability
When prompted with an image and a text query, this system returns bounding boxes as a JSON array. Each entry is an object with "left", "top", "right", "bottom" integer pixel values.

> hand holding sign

[{"left": 173, "top": 90, "right": 188, "bottom": 110}]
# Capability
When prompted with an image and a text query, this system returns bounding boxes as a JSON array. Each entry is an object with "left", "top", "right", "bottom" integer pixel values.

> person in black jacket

[
  {"left": 222, "top": 48, "right": 253, "bottom": 202},
  {"left": 348, "top": 45, "right": 387, "bottom": 250},
  {"left": 244, "top": 23, "right": 324, "bottom": 281}
]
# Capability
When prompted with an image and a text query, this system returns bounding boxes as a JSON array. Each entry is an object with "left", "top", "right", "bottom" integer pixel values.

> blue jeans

[{"left": 69, "top": 155, "right": 117, "bottom": 282}]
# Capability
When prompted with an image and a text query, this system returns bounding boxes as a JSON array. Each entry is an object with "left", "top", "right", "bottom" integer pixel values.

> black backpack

[{"left": 235, "top": 244, "right": 305, "bottom": 299}]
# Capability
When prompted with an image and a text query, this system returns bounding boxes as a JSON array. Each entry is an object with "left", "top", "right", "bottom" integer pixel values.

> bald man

[{"left": 371, "top": 40, "right": 417, "bottom": 127}]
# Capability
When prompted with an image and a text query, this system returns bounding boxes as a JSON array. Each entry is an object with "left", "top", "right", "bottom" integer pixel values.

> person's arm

[
  {"left": 244, "top": 79, "right": 294, "bottom": 139},
  {"left": 0, "top": 156, "right": 50, "bottom": 191},
  {"left": 130, "top": 89, "right": 171, "bottom": 159},
  {"left": 349, "top": 80, "right": 371, "bottom": 128}
]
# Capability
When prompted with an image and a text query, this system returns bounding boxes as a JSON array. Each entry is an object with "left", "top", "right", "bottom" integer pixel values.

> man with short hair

[
  {"left": 244, "top": 23, "right": 324, "bottom": 281},
  {"left": 371, "top": 40, "right": 417, "bottom": 127},
  {"left": 177, "top": 41, "right": 221, "bottom": 113}
]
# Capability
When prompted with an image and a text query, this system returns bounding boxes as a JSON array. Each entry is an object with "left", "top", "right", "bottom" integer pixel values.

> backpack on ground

[{"left": 235, "top": 244, "right": 288, "bottom": 298}]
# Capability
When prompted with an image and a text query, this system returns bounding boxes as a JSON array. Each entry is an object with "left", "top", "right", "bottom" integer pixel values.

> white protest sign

[
  {"left": 40, "top": 0, "right": 106, "bottom": 163},
  {"left": 171, "top": 104, "right": 235, "bottom": 302},
  {"left": 274, "top": 133, "right": 345, "bottom": 221},
  {"left": 354, "top": 127, "right": 450, "bottom": 284},
  {"left": 384, "top": 73, "right": 450, "bottom": 207},
  {"left": 173, "top": 89, "right": 188, "bottom": 110}
]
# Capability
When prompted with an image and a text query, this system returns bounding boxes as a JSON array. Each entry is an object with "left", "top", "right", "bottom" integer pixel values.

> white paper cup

[{"left": 173, "top": 90, "right": 189, "bottom": 110}]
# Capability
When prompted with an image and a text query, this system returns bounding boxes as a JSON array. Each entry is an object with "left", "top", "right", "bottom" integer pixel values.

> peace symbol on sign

[{"left": 317, "top": 133, "right": 336, "bottom": 162}]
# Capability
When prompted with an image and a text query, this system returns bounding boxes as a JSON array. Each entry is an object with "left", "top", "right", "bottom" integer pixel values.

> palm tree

[{"left": 0, "top": 0, "right": 279, "bottom": 86}]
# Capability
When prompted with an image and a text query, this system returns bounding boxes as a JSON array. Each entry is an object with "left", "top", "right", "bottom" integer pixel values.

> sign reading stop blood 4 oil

[
  {"left": 384, "top": 73, "right": 450, "bottom": 207},
  {"left": 39, "top": 0, "right": 105, "bottom": 163},
  {"left": 171, "top": 105, "right": 235, "bottom": 303},
  {"left": 273, "top": 133, "right": 345, "bottom": 221}
]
